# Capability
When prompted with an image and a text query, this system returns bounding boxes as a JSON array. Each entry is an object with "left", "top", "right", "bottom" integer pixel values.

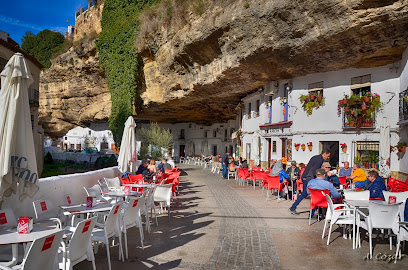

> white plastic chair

[
  {"left": 58, "top": 216, "right": 97, "bottom": 270},
  {"left": 383, "top": 191, "right": 408, "bottom": 221},
  {"left": 154, "top": 184, "right": 172, "bottom": 221},
  {"left": 0, "top": 209, "right": 17, "bottom": 227},
  {"left": 356, "top": 201, "right": 401, "bottom": 259},
  {"left": 323, "top": 194, "right": 355, "bottom": 246},
  {"left": 395, "top": 222, "right": 408, "bottom": 263},
  {"left": 104, "top": 177, "right": 122, "bottom": 191},
  {"left": 120, "top": 197, "right": 145, "bottom": 259},
  {"left": 84, "top": 185, "right": 112, "bottom": 204},
  {"left": 142, "top": 186, "right": 158, "bottom": 232},
  {"left": 63, "top": 194, "right": 73, "bottom": 205},
  {"left": 91, "top": 202, "right": 124, "bottom": 270},
  {"left": 0, "top": 230, "right": 64, "bottom": 270},
  {"left": 343, "top": 190, "right": 370, "bottom": 201},
  {"left": 32, "top": 200, "right": 62, "bottom": 228}
]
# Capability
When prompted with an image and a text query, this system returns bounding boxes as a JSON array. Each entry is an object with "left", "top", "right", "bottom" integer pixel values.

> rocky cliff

[
  {"left": 137, "top": 0, "right": 408, "bottom": 124},
  {"left": 39, "top": 0, "right": 408, "bottom": 136},
  {"left": 39, "top": 38, "right": 110, "bottom": 138}
]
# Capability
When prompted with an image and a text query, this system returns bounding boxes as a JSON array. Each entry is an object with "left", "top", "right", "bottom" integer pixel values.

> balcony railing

[
  {"left": 399, "top": 89, "right": 408, "bottom": 124},
  {"left": 342, "top": 110, "right": 375, "bottom": 129}
]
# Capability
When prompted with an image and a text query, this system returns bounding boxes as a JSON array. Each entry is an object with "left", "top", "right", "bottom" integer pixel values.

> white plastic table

[
  {"left": 103, "top": 191, "right": 142, "bottom": 202},
  {"left": 0, "top": 225, "right": 61, "bottom": 267},
  {"left": 60, "top": 203, "right": 112, "bottom": 215}
]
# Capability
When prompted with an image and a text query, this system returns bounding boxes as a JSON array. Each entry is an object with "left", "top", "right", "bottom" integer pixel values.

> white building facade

[
  {"left": 236, "top": 47, "right": 408, "bottom": 179},
  {"left": 60, "top": 123, "right": 116, "bottom": 152}
]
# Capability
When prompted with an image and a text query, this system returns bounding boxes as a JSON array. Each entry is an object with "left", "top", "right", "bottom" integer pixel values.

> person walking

[
  {"left": 289, "top": 149, "right": 331, "bottom": 215},
  {"left": 222, "top": 152, "right": 229, "bottom": 179}
]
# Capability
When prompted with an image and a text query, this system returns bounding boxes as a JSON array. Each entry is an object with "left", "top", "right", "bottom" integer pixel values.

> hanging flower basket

[
  {"left": 307, "top": 142, "right": 313, "bottom": 151},
  {"left": 294, "top": 143, "right": 300, "bottom": 151},
  {"left": 301, "top": 144, "right": 306, "bottom": 151},
  {"left": 396, "top": 142, "right": 406, "bottom": 152},
  {"left": 340, "top": 143, "right": 347, "bottom": 153}
]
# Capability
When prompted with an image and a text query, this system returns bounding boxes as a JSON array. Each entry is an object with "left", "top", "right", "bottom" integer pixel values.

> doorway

[
  {"left": 320, "top": 141, "right": 339, "bottom": 167},
  {"left": 266, "top": 138, "right": 271, "bottom": 167},
  {"left": 179, "top": 145, "right": 185, "bottom": 157},
  {"left": 213, "top": 145, "right": 218, "bottom": 156}
]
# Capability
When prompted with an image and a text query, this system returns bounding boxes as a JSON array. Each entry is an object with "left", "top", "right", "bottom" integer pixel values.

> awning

[{"left": 259, "top": 121, "right": 293, "bottom": 129}]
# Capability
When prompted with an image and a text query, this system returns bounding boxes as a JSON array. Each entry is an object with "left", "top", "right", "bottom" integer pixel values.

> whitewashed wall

[
  {"left": 2, "top": 166, "right": 121, "bottom": 218},
  {"left": 398, "top": 48, "right": 408, "bottom": 174}
]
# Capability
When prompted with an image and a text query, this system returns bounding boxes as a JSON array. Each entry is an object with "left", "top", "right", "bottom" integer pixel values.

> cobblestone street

[{"left": 77, "top": 164, "right": 408, "bottom": 269}]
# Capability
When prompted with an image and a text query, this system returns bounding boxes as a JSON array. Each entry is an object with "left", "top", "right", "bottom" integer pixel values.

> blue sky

[{"left": 0, "top": 0, "right": 89, "bottom": 44}]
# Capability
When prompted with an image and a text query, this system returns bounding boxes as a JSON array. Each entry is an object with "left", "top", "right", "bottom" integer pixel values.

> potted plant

[
  {"left": 390, "top": 145, "right": 395, "bottom": 153},
  {"left": 301, "top": 143, "right": 306, "bottom": 151},
  {"left": 361, "top": 104, "right": 367, "bottom": 110},
  {"left": 354, "top": 154, "right": 362, "bottom": 164},
  {"left": 396, "top": 142, "right": 406, "bottom": 152},
  {"left": 316, "top": 94, "right": 322, "bottom": 102},
  {"left": 307, "top": 142, "right": 313, "bottom": 151},
  {"left": 363, "top": 92, "right": 371, "bottom": 103},
  {"left": 310, "top": 93, "right": 315, "bottom": 101},
  {"left": 294, "top": 143, "right": 300, "bottom": 151},
  {"left": 340, "top": 143, "right": 347, "bottom": 153},
  {"left": 345, "top": 106, "right": 350, "bottom": 112},
  {"left": 367, "top": 150, "right": 379, "bottom": 169},
  {"left": 342, "top": 94, "right": 349, "bottom": 105}
]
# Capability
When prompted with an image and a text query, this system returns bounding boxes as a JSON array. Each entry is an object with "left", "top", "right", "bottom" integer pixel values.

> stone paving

[{"left": 76, "top": 164, "right": 408, "bottom": 270}]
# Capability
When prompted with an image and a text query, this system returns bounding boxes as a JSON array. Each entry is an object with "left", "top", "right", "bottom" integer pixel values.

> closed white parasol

[
  {"left": 0, "top": 53, "right": 39, "bottom": 202},
  {"left": 379, "top": 117, "right": 390, "bottom": 178},
  {"left": 117, "top": 116, "right": 137, "bottom": 173}
]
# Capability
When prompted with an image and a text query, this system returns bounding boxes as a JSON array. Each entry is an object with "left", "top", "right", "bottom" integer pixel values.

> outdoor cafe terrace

[{"left": 1, "top": 160, "right": 408, "bottom": 270}]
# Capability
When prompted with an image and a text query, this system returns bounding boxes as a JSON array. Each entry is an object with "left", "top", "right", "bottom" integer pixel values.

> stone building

[
  {"left": 236, "top": 46, "right": 408, "bottom": 179},
  {"left": 0, "top": 30, "right": 44, "bottom": 175}
]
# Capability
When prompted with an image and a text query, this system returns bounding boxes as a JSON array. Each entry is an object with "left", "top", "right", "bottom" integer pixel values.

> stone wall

[{"left": 74, "top": 2, "right": 104, "bottom": 42}]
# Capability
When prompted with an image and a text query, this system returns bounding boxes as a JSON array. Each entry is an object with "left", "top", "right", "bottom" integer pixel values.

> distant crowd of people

[{"left": 134, "top": 158, "right": 173, "bottom": 181}]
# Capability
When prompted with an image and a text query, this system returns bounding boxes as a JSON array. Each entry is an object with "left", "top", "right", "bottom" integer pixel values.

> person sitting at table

[
  {"left": 161, "top": 158, "right": 172, "bottom": 173},
  {"left": 286, "top": 161, "right": 300, "bottom": 198},
  {"left": 270, "top": 160, "right": 289, "bottom": 199},
  {"left": 241, "top": 158, "right": 248, "bottom": 169},
  {"left": 322, "top": 162, "right": 341, "bottom": 188},
  {"left": 339, "top": 161, "right": 352, "bottom": 177},
  {"left": 307, "top": 168, "right": 342, "bottom": 217},
  {"left": 354, "top": 170, "right": 386, "bottom": 200},
  {"left": 298, "top": 163, "right": 306, "bottom": 178},
  {"left": 148, "top": 160, "right": 157, "bottom": 173},
  {"left": 136, "top": 160, "right": 149, "bottom": 175},
  {"left": 347, "top": 163, "right": 367, "bottom": 183}
]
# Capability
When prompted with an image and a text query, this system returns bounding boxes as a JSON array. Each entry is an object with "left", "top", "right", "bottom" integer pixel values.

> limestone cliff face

[
  {"left": 137, "top": 0, "right": 408, "bottom": 124},
  {"left": 39, "top": 39, "right": 110, "bottom": 138}
]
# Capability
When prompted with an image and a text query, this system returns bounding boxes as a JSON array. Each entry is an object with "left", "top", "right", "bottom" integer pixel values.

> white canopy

[
  {"left": 117, "top": 116, "right": 137, "bottom": 173},
  {"left": 379, "top": 117, "right": 391, "bottom": 178},
  {"left": 0, "top": 53, "right": 39, "bottom": 202}
]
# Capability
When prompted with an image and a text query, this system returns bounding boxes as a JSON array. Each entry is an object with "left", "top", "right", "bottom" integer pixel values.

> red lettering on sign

[
  {"left": 40, "top": 201, "right": 47, "bottom": 211},
  {"left": 114, "top": 205, "right": 120, "bottom": 214},
  {"left": 82, "top": 220, "right": 92, "bottom": 233},
  {"left": 132, "top": 200, "right": 138, "bottom": 207},
  {"left": 41, "top": 235, "right": 55, "bottom": 251},
  {"left": 0, "top": 213, "right": 8, "bottom": 225}
]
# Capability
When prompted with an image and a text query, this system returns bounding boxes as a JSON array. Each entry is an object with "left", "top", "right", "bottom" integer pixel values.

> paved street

[{"left": 77, "top": 164, "right": 408, "bottom": 269}]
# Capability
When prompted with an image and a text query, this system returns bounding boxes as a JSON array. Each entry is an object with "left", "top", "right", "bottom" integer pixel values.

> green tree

[
  {"left": 138, "top": 123, "right": 173, "bottom": 160},
  {"left": 21, "top": 30, "right": 65, "bottom": 68},
  {"left": 96, "top": 0, "right": 156, "bottom": 143}
]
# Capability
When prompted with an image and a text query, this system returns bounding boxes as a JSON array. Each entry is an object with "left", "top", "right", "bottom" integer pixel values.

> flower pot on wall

[
  {"left": 317, "top": 96, "right": 322, "bottom": 102},
  {"left": 342, "top": 98, "right": 348, "bottom": 105},
  {"left": 342, "top": 147, "right": 347, "bottom": 153},
  {"left": 362, "top": 104, "right": 367, "bottom": 110},
  {"left": 308, "top": 145, "right": 313, "bottom": 151},
  {"left": 310, "top": 95, "right": 315, "bottom": 101},
  {"left": 301, "top": 145, "right": 306, "bottom": 151},
  {"left": 398, "top": 146, "right": 406, "bottom": 153},
  {"left": 295, "top": 145, "right": 300, "bottom": 151},
  {"left": 364, "top": 96, "right": 369, "bottom": 103},
  {"left": 345, "top": 107, "right": 349, "bottom": 112}
]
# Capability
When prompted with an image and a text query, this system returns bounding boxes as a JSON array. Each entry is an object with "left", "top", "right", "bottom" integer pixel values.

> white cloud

[{"left": 0, "top": 15, "right": 66, "bottom": 34}]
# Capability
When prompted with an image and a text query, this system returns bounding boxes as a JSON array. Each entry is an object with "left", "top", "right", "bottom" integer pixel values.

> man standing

[
  {"left": 339, "top": 161, "right": 352, "bottom": 177},
  {"left": 289, "top": 149, "right": 331, "bottom": 215},
  {"left": 222, "top": 152, "right": 229, "bottom": 179}
]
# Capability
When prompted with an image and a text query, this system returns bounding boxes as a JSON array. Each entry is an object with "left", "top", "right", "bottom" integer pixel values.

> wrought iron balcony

[
  {"left": 342, "top": 109, "right": 375, "bottom": 129},
  {"left": 399, "top": 89, "right": 408, "bottom": 124}
]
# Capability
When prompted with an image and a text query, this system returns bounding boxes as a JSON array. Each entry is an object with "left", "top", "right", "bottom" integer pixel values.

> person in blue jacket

[
  {"left": 355, "top": 170, "right": 386, "bottom": 200},
  {"left": 270, "top": 160, "right": 289, "bottom": 199}
]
